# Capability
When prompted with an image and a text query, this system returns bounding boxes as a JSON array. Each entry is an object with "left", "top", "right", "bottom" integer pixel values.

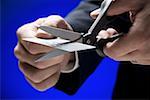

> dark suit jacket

[{"left": 55, "top": 0, "right": 150, "bottom": 99}]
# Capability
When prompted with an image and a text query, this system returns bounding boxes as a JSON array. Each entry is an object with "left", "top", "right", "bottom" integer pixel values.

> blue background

[{"left": 1, "top": 0, "right": 119, "bottom": 99}]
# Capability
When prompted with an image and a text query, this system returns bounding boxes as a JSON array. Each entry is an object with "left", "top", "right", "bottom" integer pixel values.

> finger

[
  {"left": 14, "top": 43, "right": 64, "bottom": 69},
  {"left": 107, "top": 0, "right": 143, "bottom": 16},
  {"left": 19, "top": 62, "right": 60, "bottom": 83},
  {"left": 131, "top": 60, "right": 150, "bottom": 65},
  {"left": 26, "top": 71, "right": 60, "bottom": 91},
  {"left": 22, "top": 41, "right": 54, "bottom": 55},
  {"left": 90, "top": 9, "right": 100, "bottom": 19},
  {"left": 97, "top": 30, "right": 110, "bottom": 40}
]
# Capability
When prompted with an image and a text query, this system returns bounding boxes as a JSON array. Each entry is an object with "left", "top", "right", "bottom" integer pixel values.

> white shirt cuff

[{"left": 61, "top": 51, "right": 79, "bottom": 73}]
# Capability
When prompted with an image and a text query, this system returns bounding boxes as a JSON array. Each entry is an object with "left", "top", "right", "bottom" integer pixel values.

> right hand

[{"left": 14, "top": 15, "right": 75, "bottom": 91}]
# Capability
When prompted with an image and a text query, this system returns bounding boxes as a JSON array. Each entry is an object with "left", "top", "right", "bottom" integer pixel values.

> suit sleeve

[{"left": 55, "top": 0, "right": 132, "bottom": 95}]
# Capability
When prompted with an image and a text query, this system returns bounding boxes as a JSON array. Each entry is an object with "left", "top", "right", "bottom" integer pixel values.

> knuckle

[
  {"left": 54, "top": 16, "right": 64, "bottom": 23},
  {"left": 14, "top": 44, "right": 23, "bottom": 59},
  {"left": 34, "top": 18, "right": 45, "bottom": 25},
  {"left": 16, "top": 23, "right": 35, "bottom": 39},
  {"left": 16, "top": 24, "right": 29, "bottom": 35},
  {"left": 16, "top": 26, "right": 22, "bottom": 35},
  {"left": 48, "top": 15, "right": 63, "bottom": 20},
  {"left": 47, "top": 15, "right": 68, "bottom": 28}
]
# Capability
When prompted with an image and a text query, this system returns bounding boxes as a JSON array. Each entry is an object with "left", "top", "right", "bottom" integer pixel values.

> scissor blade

[
  {"left": 39, "top": 26, "right": 82, "bottom": 41},
  {"left": 87, "top": 0, "right": 113, "bottom": 34},
  {"left": 36, "top": 49, "right": 68, "bottom": 62},
  {"left": 56, "top": 42, "right": 95, "bottom": 52}
]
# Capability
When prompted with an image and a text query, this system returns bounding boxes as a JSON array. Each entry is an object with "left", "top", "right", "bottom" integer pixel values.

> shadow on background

[{"left": 1, "top": 0, "right": 119, "bottom": 99}]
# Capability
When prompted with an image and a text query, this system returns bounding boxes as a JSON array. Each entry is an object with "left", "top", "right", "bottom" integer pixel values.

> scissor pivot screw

[{"left": 86, "top": 39, "right": 91, "bottom": 44}]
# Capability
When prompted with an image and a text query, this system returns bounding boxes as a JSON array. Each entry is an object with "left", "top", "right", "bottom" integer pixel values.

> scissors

[{"left": 24, "top": 0, "right": 124, "bottom": 62}]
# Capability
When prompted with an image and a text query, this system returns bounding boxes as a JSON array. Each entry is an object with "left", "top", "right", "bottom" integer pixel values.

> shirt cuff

[{"left": 61, "top": 51, "right": 79, "bottom": 73}]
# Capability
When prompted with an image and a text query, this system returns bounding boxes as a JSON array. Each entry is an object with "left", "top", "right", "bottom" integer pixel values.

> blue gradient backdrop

[{"left": 1, "top": 0, "right": 119, "bottom": 99}]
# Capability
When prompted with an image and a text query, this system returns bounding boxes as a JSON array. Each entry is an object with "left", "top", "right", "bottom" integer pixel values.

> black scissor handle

[{"left": 96, "top": 33, "right": 125, "bottom": 57}]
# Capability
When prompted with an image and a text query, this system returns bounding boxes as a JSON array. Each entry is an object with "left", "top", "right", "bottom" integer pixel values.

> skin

[
  {"left": 14, "top": 15, "right": 75, "bottom": 91},
  {"left": 91, "top": 0, "right": 150, "bottom": 65}
]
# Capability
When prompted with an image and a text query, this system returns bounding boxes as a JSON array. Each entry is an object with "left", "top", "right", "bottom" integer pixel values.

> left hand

[
  {"left": 90, "top": 8, "right": 150, "bottom": 65},
  {"left": 96, "top": 28, "right": 150, "bottom": 65}
]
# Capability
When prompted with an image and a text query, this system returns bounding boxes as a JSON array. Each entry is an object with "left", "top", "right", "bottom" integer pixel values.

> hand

[
  {"left": 90, "top": 0, "right": 150, "bottom": 65},
  {"left": 14, "top": 15, "right": 75, "bottom": 91}
]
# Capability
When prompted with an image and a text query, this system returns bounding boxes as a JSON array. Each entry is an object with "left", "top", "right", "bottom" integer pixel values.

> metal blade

[
  {"left": 87, "top": 0, "right": 113, "bottom": 35},
  {"left": 36, "top": 49, "right": 68, "bottom": 62},
  {"left": 55, "top": 42, "right": 95, "bottom": 52},
  {"left": 23, "top": 37, "right": 95, "bottom": 52},
  {"left": 39, "top": 26, "right": 82, "bottom": 41}
]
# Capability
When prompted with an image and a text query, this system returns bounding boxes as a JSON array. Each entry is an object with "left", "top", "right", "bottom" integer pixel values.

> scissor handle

[{"left": 96, "top": 33, "right": 125, "bottom": 57}]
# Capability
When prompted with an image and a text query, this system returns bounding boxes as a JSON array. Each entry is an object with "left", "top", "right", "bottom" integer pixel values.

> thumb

[{"left": 107, "top": 0, "right": 133, "bottom": 16}]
